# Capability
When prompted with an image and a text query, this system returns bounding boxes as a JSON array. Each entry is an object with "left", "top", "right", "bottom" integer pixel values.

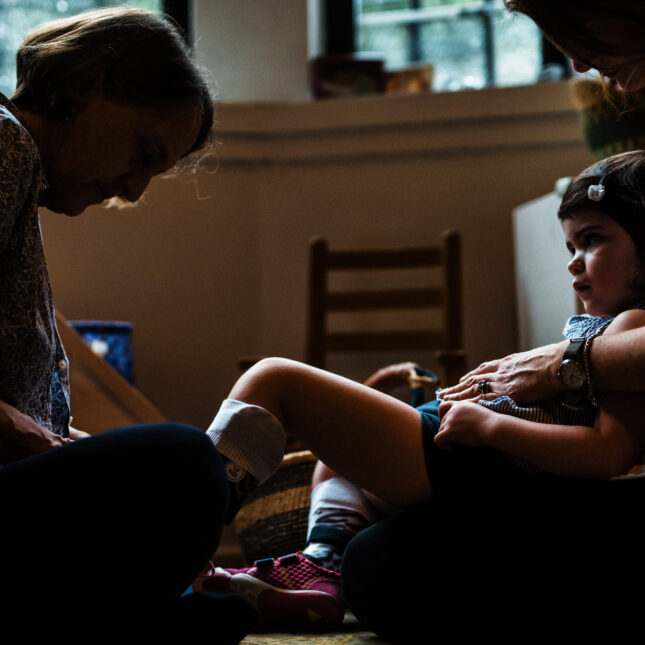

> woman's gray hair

[{"left": 12, "top": 6, "right": 214, "bottom": 154}]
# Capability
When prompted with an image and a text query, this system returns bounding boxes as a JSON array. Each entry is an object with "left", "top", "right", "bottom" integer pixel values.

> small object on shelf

[
  {"left": 310, "top": 54, "right": 386, "bottom": 99},
  {"left": 386, "top": 65, "right": 433, "bottom": 95},
  {"left": 68, "top": 320, "right": 135, "bottom": 384}
]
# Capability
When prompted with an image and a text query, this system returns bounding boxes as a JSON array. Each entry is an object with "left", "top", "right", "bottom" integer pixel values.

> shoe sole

[{"left": 204, "top": 571, "right": 344, "bottom": 630}]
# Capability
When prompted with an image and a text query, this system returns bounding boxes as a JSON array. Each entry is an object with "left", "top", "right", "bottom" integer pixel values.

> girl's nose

[{"left": 568, "top": 254, "right": 584, "bottom": 275}]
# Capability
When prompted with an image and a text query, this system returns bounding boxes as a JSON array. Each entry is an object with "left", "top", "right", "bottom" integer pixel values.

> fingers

[
  {"left": 458, "top": 359, "right": 501, "bottom": 381},
  {"left": 441, "top": 375, "right": 496, "bottom": 401},
  {"left": 437, "top": 400, "right": 452, "bottom": 419},
  {"left": 434, "top": 430, "right": 452, "bottom": 451}
]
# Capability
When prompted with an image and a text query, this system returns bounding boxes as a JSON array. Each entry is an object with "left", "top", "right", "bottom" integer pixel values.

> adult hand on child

[
  {"left": 435, "top": 400, "right": 497, "bottom": 450},
  {"left": 0, "top": 400, "right": 71, "bottom": 464},
  {"left": 439, "top": 341, "right": 568, "bottom": 404}
]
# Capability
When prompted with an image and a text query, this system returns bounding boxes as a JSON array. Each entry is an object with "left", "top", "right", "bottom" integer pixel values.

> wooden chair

[{"left": 305, "top": 230, "right": 466, "bottom": 387}]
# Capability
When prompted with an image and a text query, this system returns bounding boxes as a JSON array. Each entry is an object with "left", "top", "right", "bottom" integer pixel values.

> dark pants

[
  {"left": 0, "top": 423, "right": 228, "bottom": 638},
  {"left": 342, "top": 474, "right": 645, "bottom": 641}
]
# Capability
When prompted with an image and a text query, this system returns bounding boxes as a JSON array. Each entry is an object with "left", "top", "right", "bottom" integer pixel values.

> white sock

[
  {"left": 303, "top": 477, "right": 385, "bottom": 571},
  {"left": 206, "top": 399, "right": 286, "bottom": 484}
]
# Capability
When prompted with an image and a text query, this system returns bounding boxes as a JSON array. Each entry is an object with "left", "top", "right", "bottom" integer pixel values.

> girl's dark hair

[
  {"left": 558, "top": 150, "right": 645, "bottom": 252},
  {"left": 12, "top": 7, "right": 214, "bottom": 154}
]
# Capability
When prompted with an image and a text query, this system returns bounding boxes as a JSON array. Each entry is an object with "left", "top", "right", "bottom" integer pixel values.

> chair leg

[{"left": 436, "top": 349, "right": 467, "bottom": 388}]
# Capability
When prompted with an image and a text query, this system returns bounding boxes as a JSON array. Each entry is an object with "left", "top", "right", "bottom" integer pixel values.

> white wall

[
  {"left": 194, "top": 0, "right": 314, "bottom": 101},
  {"left": 40, "top": 81, "right": 594, "bottom": 429}
]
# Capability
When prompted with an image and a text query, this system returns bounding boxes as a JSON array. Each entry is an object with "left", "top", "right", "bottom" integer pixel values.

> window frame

[{"left": 324, "top": 0, "right": 569, "bottom": 89}]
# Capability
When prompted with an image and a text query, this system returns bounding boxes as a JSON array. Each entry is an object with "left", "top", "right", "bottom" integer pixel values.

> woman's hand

[
  {"left": 435, "top": 400, "right": 497, "bottom": 450},
  {"left": 0, "top": 400, "right": 71, "bottom": 463},
  {"left": 439, "top": 341, "right": 568, "bottom": 404}
]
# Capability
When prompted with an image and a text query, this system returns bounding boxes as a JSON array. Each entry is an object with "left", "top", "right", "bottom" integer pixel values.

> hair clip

[{"left": 587, "top": 180, "right": 606, "bottom": 202}]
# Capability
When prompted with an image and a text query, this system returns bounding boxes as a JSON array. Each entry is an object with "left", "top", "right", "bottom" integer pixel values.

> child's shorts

[{"left": 417, "top": 400, "right": 539, "bottom": 497}]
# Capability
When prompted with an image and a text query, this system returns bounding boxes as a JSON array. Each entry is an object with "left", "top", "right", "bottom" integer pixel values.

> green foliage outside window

[
  {"left": 0, "top": 0, "right": 161, "bottom": 97},
  {"left": 357, "top": 0, "right": 541, "bottom": 92}
]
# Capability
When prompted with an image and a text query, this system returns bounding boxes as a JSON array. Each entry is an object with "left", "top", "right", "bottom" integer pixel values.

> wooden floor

[{"left": 241, "top": 613, "right": 387, "bottom": 644}]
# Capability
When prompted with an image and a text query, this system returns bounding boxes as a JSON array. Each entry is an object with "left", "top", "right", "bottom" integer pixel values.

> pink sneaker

[{"left": 197, "top": 552, "right": 344, "bottom": 630}]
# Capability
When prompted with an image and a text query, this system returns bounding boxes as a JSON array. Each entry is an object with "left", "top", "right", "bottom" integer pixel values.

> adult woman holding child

[{"left": 341, "top": 0, "right": 645, "bottom": 640}]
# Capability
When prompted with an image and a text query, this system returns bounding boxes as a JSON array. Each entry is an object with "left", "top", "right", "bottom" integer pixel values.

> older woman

[{"left": 0, "top": 8, "right": 258, "bottom": 641}]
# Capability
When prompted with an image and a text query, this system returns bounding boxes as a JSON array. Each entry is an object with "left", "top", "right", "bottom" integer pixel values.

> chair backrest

[{"left": 306, "top": 230, "right": 462, "bottom": 373}]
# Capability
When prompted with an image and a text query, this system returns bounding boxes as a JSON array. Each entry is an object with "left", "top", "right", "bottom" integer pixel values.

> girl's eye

[{"left": 583, "top": 233, "right": 602, "bottom": 247}]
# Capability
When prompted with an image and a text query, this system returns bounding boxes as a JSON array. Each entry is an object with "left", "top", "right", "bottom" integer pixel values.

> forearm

[
  {"left": 589, "top": 326, "right": 645, "bottom": 392},
  {"left": 485, "top": 414, "right": 632, "bottom": 479},
  {"left": 0, "top": 399, "right": 70, "bottom": 462}
]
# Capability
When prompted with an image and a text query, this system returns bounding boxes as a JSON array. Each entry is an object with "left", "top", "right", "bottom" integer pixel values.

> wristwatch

[{"left": 557, "top": 337, "right": 586, "bottom": 390}]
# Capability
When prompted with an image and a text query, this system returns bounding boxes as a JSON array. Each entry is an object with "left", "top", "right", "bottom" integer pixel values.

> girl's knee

[{"left": 230, "top": 357, "right": 304, "bottom": 411}]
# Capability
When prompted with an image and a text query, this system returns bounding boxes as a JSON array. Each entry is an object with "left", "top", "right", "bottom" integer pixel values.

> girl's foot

[{"left": 196, "top": 552, "right": 344, "bottom": 630}]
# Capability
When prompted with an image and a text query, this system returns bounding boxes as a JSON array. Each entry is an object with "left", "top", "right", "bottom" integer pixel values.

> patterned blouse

[{"left": 0, "top": 92, "right": 70, "bottom": 438}]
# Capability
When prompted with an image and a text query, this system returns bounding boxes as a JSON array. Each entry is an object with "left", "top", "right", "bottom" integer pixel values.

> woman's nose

[{"left": 120, "top": 170, "right": 152, "bottom": 203}]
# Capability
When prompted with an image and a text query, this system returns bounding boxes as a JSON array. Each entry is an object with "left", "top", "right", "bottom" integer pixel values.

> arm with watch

[
  {"left": 441, "top": 321, "right": 645, "bottom": 403},
  {"left": 436, "top": 310, "right": 645, "bottom": 479}
]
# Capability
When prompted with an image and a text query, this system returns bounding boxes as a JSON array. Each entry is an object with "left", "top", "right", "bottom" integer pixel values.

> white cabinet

[{"left": 513, "top": 185, "right": 579, "bottom": 351}]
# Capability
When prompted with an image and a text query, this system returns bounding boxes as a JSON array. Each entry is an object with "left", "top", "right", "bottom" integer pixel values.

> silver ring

[{"left": 477, "top": 379, "right": 491, "bottom": 395}]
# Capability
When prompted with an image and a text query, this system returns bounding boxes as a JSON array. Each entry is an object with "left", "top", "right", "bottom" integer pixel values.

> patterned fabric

[{"left": 0, "top": 92, "right": 70, "bottom": 438}]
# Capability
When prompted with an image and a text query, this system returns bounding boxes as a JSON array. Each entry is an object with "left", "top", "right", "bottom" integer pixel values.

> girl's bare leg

[{"left": 228, "top": 357, "right": 431, "bottom": 508}]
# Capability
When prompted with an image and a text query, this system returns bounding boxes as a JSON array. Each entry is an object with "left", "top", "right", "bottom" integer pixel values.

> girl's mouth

[{"left": 573, "top": 282, "right": 590, "bottom": 295}]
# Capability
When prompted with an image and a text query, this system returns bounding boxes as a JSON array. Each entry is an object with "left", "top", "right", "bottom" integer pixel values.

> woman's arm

[
  {"left": 587, "top": 326, "right": 645, "bottom": 392},
  {"left": 436, "top": 310, "right": 645, "bottom": 479},
  {"left": 440, "top": 326, "right": 645, "bottom": 403},
  {"left": 0, "top": 400, "right": 71, "bottom": 463}
]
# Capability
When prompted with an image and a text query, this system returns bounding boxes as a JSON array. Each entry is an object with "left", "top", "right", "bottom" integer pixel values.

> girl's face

[{"left": 562, "top": 209, "right": 645, "bottom": 317}]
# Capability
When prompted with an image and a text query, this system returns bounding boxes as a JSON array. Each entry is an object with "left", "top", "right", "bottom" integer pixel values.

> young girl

[{"left": 198, "top": 150, "right": 645, "bottom": 630}]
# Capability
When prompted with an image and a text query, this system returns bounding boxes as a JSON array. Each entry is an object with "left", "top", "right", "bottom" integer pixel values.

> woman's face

[
  {"left": 570, "top": 15, "right": 645, "bottom": 91},
  {"left": 572, "top": 59, "right": 645, "bottom": 92},
  {"left": 36, "top": 99, "right": 203, "bottom": 217}
]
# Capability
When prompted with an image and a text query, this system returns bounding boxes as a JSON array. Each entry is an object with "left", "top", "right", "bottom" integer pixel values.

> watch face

[{"left": 559, "top": 360, "right": 586, "bottom": 390}]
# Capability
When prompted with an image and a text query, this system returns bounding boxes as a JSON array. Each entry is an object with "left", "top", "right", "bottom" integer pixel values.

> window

[
  {"left": 352, "top": 0, "right": 561, "bottom": 92},
  {"left": 0, "top": 0, "right": 191, "bottom": 98}
]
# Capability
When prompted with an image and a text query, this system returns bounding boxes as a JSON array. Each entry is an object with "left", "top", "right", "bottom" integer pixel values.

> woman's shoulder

[{"left": 0, "top": 94, "right": 39, "bottom": 168}]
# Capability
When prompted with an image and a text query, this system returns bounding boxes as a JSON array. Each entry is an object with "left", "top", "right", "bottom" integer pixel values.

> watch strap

[{"left": 563, "top": 337, "right": 585, "bottom": 362}]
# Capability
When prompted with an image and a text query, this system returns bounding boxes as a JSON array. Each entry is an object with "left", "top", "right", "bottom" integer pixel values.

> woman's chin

[{"left": 42, "top": 192, "right": 92, "bottom": 217}]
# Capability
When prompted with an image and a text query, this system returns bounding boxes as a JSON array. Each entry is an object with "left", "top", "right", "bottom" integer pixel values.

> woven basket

[{"left": 234, "top": 450, "right": 318, "bottom": 563}]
